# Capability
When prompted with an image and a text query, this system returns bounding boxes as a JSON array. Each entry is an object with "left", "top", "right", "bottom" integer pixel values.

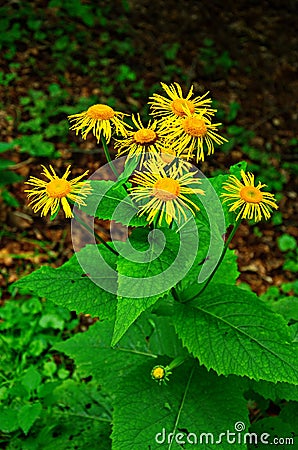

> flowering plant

[{"left": 15, "top": 83, "right": 297, "bottom": 448}]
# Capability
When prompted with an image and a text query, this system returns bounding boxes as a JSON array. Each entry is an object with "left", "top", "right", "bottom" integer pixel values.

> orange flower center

[
  {"left": 153, "top": 177, "right": 180, "bottom": 201},
  {"left": 46, "top": 178, "right": 71, "bottom": 198},
  {"left": 152, "top": 367, "right": 165, "bottom": 380},
  {"left": 182, "top": 117, "right": 207, "bottom": 137},
  {"left": 134, "top": 128, "right": 157, "bottom": 145},
  {"left": 240, "top": 186, "right": 263, "bottom": 203},
  {"left": 171, "top": 99, "right": 195, "bottom": 117},
  {"left": 86, "top": 104, "right": 115, "bottom": 120}
]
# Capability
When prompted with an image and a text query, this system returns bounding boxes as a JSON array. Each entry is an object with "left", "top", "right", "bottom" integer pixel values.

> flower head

[
  {"left": 221, "top": 170, "right": 278, "bottom": 222},
  {"left": 68, "top": 104, "right": 129, "bottom": 143},
  {"left": 149, "top": 82, "right": 215, "bottom": 123},
  {"left": 151, "top": 365, "right": 172, "bottom": 384},
  {"left": 129, "top": 159, "right": 204, "bottom": 225},
  {"left": 114, "top": 114, "right": 166, "bottom": 164},
  {"left": 151, "top": 147, "right": 194, "bottom": 176},
  {"left": 162, "top": 111, "right": 227, "bottom": 162},
  {"left": 25, "top": 165, "right": 91, "bottom": 218}
]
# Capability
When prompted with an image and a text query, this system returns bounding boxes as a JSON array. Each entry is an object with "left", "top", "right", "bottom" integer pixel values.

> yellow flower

[
  {"left": 221, "top": 170, "right": 278, "bottom": 222},
  {"left": 151, "top": 366, "right": 166, "bottom": 381},
  {"left": 68, "top": 104, "right": 129, "bottom": 143},
  {"left": 114, "top": 114, "right": 166, "bottom": 164},
  {"left": 150, "top": 148, "right": 194, "bottom": 176},
  {"left": 149, "top": 82, "right": 215, "bottom": 122},
  {"left": 129, "top": 159, "right": 204, "bottom": 225},
  {"left": 162, "top": 112, "right": 228, "bottom": 162},
  {"left": 25, "top": 165, "right": 91, "bottom": 218}
]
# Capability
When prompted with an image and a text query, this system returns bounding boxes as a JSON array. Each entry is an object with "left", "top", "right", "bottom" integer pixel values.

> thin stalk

[
  {"left": 171, "top": 286, "right": 180, "bottom": 302},
  {"left": 183, "top": 218, "right": 241, "bottom": 303},
  {"left": 101, "top": 134, "right": 119, "bottom": 178},
  {"left": 168, "top": 364, "right": 195, "bottom": 450},
  {"left": 73, "top": 212, "right": 119, "bottom": 256}
]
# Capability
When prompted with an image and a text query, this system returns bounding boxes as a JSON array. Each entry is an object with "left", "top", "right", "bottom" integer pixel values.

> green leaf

[
  {"left": 249, "top": 379, "right": 298, "bottom": 402},
  {"left": 112, "top": 363, "right": 248, "bottom": 450},
  {"left": 55, "top": 320, "right": 155, "bottom": 392},
  {"left": 283, "top": 260, "right": 298, "bottom": 272},
  {"left": 229, "top": 161, "right": 247, "bottom": 175},
  {"left": 0, "top": 170, "right": 23, "bottom": 186},
  {"left": 0, "top": 158, "right": 15, "bottom": 169},
  {"left": 33, "top": 381, "right": 112, "bottom": 449},
  {"left": 248, "top": 416, "right": 296, "bottom": 449},
  {"left": 18, "top": 402, "right": 42, "bottom": 435},
  {"left": 126, "top": 312, "right": 186, "bottom": 358},
  {"left": 113, "top": 226, "right": 198, "bottom": 344},
  {"left": 277, "top": 234, "right": 297, "bottom": 252},
  {"left": 17, "top": 134, "right": 56, "bottom": 157},
  {"left": 113, "top": 155, "right": 139, "bottom": 189},
  {"left": 0, "top": 141, "right": 16, "bottom": 153},
  {"left": 1, "top": 188, "right": 20, "bottom": 207},
  {"left": 0, "top": 407, "right": 19, "bottom": 432},
  {"left": 14, "top": 245, "right": 118, "bottom": 319},
  {"left": 202, "top": 162, "right": 247, "bottom": 229},
  {"left": 21, "top": 366, "right": 42, "bottom": 391},
  {"left": 173, "top": 284, "right": 298, "bottom": 383},
  {"left": 55, "top": 320, "right": 249, "bottom": 449},
  {"left": 176, "top": 208, "right": 238, "bottom": 301},
  {"left": 279, "top": 401, "right": 298, "bottom": 433},
  {"left": 269, "top": 296, "right": 298, "bottom": 322},
  {"left": 55, "top": 313, "right": 185, "bottom": 389},
  {"left": 112, "top": 296, "right": 168, "bottom": 346},
  {"left": 83, "top": 180, "right": 147, "bottom": 227},
  {"left": 178, "top": 247, "right": 239, "bottom": 301},
  {"left": 39, "top": 313, "right": 65, "bottom": 330},
  {"left": 176, "top": 219, "right": 213, "bottom": 294}
]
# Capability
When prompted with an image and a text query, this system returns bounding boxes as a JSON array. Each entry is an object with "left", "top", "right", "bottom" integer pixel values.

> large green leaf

[
  {"left": 178, "top": 247, "right": 239, "bottom": 301},
  {"left": 54, "top": 319, "right": 158, "bottom": 392},
  {"left": 82, "top": 179, "right": 147, "bottom": 227},
  {"left": 112, "top": 363, "right": 248, "bottom": 450},
  {"left": 112, "top": 296, "right": 168, "bottom": 347},
  {"left": 248, "top": 379, "right": 298, "bottom": 402},
  {"left": 113, "top": 225, "right": 198, "bottom": 345},
  {"left": 173, "top": 284, "right": 298, "bottom": 384},
  {"left": 55, "top": 320, "right": 249, "bottom": 450},
  {"left": 14, "top": 245, "right": 118, "bottom": 320},
  {"left": 55, "top": 314, "right": 186, "bottom": 390},
  {"left": 248, "top": 411, "right": 297, "bottom": 449},
  {"left": 200, "top": 161, "right": 247, "bottom": 229}
]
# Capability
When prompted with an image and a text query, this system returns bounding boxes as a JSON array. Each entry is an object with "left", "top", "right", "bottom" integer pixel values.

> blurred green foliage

[{"left": 0, "top": 294, "right": 112, "bottom": 448}]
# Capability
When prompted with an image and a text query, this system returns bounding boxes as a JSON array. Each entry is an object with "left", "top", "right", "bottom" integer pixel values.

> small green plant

[
  {"left": 0, "top": 294, "right": 113, "bottom": 448},
  {"left": 0, "top": 143, "right": 23, "bottom": 207},
  {"left": 11, "top": 87, "right": 97, "bottom": 158},
  {"left": 0, "top": 71, "right": 17, "bottom": 87},
  {"left": 200, "top": 38, "right": 237, "bottom": 75},
  {"left": 278, "top": 233, "right": 298, "bottom": 273}
]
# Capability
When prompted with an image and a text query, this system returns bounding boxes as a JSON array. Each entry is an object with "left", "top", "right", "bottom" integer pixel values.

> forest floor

[{"left": 0, "top": 0, "right": 297, "bottom": 300}]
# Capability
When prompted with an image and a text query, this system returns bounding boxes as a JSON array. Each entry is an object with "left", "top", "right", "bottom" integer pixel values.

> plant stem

[
  {"left": 171, "top": 287, "right": 180, "bottom": 302},
  {"left": 73, "top": 212, "right": 119, "bottom": 256},
  {"left": 183, "top": 218, "right": 241, "bottom": 303},
  {"left": 101, "top": 134, "right": 119, "bottom": 179}
]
